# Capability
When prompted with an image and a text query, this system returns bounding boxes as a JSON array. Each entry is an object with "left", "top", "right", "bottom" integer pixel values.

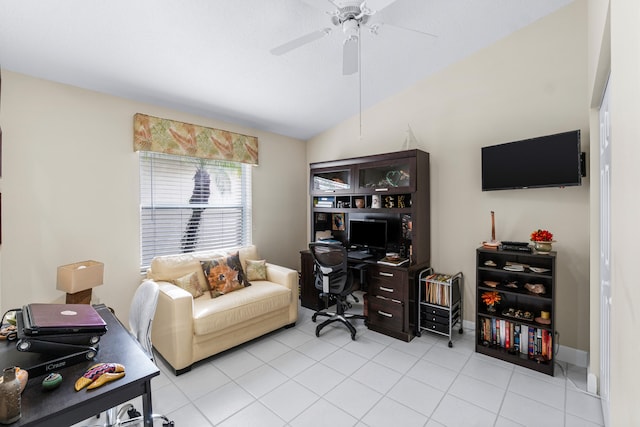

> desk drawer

[
  {"left": 367, "top": 266, "right": 407, "bottom": 299},
  {"left": 368, "top": 296, "right": 403, "bottom": 331}
]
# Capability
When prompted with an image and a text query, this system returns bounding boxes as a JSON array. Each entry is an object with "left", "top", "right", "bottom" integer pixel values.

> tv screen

[
  {"left": 349, "top": 219, "right": 387, "bottom": 250},
  {"left": 481, "top": 130, "right": 582, "bottom": 191}
]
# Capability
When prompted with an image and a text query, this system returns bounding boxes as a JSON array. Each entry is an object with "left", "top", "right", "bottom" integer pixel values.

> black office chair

[{"left": 309, "top": 242, "right": 366, "bottom": 340}]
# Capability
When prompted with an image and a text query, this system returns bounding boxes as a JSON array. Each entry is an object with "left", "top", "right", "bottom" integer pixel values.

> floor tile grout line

[
  {"left": 421, "top": 340, "right": 474, "bottom": 425},
  {"left": 493, "top": 362, "right": 516, "bottom": 426}
]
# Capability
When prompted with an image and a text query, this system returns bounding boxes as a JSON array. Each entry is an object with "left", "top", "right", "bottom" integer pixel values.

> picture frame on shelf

[{"left": 332, "top": 213, "right": 345, "bottom": 231}]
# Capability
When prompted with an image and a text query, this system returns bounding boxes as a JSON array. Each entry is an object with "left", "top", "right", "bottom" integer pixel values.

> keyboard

[{"left": 348, "top": 251, "right": 373, "bottom": 260}]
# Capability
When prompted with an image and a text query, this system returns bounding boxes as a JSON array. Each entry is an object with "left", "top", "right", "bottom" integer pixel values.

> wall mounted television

[{"left": 481, "top": 130, "right": 583, "bottom": 191}]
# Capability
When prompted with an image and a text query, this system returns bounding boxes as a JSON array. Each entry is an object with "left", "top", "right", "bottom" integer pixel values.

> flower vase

[
  {"left": 486, "top": 304, "right": 496, "bottom": 313},
  {"left": 533, "top": 241, "right": 553, "bottom": 253}
]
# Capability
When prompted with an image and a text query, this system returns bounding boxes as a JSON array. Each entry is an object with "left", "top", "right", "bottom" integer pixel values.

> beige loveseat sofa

[{"left": 146, "top": 246, "right": 298, "bottom": 375}]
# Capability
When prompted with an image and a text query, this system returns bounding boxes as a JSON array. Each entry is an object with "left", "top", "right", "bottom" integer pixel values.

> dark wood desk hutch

[{"left": 301, "top": 149, "right": 430, "bottom": 341}]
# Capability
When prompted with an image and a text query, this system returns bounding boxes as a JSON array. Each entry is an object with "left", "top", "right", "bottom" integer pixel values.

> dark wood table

[{"left": 0, "top": 304, "right": 160, "bottom": 426}]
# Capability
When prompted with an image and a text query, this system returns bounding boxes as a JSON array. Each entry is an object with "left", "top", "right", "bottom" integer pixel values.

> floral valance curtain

[{"left": 133, "top": 113, "right": 259, "bottom": 165}]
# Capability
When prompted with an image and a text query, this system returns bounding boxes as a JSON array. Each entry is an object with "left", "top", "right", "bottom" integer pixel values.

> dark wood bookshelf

[{"left": 475, "top": 247, "right": 556, "bottom": 376}]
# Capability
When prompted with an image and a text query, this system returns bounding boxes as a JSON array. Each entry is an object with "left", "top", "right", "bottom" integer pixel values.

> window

[{"left": 139, "top": 151, "right": 252, "bottom": 270}]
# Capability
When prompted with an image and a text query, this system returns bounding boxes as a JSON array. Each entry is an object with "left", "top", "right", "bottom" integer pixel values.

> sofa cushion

[
  {"left": 200, "top": 252, "right": 250, "bottom": 298},
  {"left": 192, "top": 281, "right": 291, "bottom": 335},
  {"left": 170, "top": 271, "right": 204, "bottom": 299},
  {"left": 245, "top": 259, "right": 267, "bottom": 281}
]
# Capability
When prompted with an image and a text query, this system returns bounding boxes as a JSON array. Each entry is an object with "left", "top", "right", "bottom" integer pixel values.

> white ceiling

[{"left": 0, "top": 0, "right": 573, "bottom": 140}]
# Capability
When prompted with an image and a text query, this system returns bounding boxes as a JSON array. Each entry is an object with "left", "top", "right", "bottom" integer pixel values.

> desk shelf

[{"left": 417, "top": 270, "right": 463, "bottom": 347}]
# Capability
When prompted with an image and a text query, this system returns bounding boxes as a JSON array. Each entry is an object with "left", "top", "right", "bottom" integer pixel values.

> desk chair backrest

[
  {"left": 309, "top": 243, "right": 351, "bottom": 295},
  {"left": 129, "top": 280, "right": 160, "bottom": 358}
]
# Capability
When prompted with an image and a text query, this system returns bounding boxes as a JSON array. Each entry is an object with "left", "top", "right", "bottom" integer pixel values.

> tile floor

[{"left": 76, "top": 298, "right": 604, "bottom": 427}]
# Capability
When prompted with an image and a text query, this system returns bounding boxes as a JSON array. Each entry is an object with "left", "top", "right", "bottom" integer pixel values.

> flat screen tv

[
  {"left": 481, "top": 130, "right": 582, "bottom": 191},
  {"left": 349, "top": 219, "right": 387, "bottom": 250}
]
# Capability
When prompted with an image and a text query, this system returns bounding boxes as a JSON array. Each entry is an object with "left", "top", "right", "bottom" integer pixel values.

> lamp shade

[{"left": 56, "top": 260, "right": 104, "bottom": 293}]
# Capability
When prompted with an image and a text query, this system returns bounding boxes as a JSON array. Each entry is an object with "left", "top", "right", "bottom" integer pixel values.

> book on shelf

[
  {"left": 377, "top": 256, "right": 409, "bottom": 267},
  {"left": 315, "top": 202, "right": 334, "bottom": 208},
  {"left": 480, "top": 320, "right": 552, "bottom": 362}
]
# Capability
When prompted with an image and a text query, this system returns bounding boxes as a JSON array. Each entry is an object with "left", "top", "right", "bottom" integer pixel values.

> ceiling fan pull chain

[{"left": 359, "top": 23, "right": 362, "bottom": 140}]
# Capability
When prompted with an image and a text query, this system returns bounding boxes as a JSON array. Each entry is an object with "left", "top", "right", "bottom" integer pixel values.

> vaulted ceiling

[{"left": 0, "top": 0, "right": 573, "bottom": 140}]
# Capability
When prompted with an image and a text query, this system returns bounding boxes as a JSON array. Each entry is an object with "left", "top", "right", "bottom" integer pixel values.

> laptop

[{"left": 21, "top": 303, "right": 107, "bottom": 336}]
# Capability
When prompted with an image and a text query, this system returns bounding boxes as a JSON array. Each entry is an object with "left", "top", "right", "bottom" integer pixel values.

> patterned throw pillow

[
  {"left": 200, "top": 252, "right": 250, "bottom": 298},
  {"left": 245, "top": 259, "right": 267, "bottom": 281},
  {"left": 170, "top": 271, "right": 204, "bottom": 299}
]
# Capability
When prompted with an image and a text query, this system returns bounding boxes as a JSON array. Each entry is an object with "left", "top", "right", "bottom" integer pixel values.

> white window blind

[{"left": 139, "top": 151, "right": 252, "bottom": 270}]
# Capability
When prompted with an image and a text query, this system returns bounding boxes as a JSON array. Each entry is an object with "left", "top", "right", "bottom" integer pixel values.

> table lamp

[{"left": 56, "top": 260, "right": 104, "bottom": 304}]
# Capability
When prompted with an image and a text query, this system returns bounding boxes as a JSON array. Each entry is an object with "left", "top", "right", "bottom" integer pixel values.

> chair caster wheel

[
  {"left": 163, "top": 422, "right": 175, "bottom": 427},
  {"left": 312, "top": 314, "right": 317, "bottom": 323},
  {"left": 459, "top": 328, "right": 464, "bottom": 334},
  {"left": 127, "top": 408, "right": 141, "bottom": 418},
  {"left": 448, "top": 341, "right": 453, "bottom": 348}
]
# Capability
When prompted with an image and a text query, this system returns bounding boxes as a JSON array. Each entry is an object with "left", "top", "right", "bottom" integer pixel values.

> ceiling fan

[{"left": 270, "top": 0, "right": 437, "bottom": 75}]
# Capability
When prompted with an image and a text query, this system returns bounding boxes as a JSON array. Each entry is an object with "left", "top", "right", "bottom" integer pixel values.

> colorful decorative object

[
  {"left": 530, "top": 229, "right": 555, "bottom": 253},
  {"left": 74, "top": 363, "right": 125, "bottom": 391},
  {"left": 42, "top": 373, "right": 63, "bottom": 391},
  {"left": 530, "top": 229, "right": 553, "bottom": 242},
  {"left": 200, "top": 252, "right": 250, "bottom": 298},
  {"left": 133, "top": 113, "right": 259, "bottom": 165},
  {"left": 481, "top": 291, "right": 501, "bottom": 312}
]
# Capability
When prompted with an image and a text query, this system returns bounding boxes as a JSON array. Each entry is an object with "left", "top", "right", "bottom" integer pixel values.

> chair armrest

[
  {"left": 151, "top": 281, "right": 195, "bottom": 371},
  {"left": 265, "top": 263, "right": 299, "bottom": 323}
]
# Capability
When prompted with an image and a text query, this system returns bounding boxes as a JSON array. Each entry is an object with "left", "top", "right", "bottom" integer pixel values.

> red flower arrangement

[
  {"left": 481, "top": 291, "right": 501, "bottom": 306},
  {"left": 530, "top": 229, "right": 553, "bottom": 242}
]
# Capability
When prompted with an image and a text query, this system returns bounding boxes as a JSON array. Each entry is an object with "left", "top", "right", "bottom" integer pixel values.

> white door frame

[{"left": 598, "top": 77, "right": 611, "bottom": 427}]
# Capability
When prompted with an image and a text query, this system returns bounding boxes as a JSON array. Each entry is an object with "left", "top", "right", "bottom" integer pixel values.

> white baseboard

[
  {"left": 463, "top": 320, "right": 588, "bottom": 368},
  {"left": 556, "top": 344, "right": 588, "bottom": 368},
  {"left": 587, "top": 372, "right": 598, "bottom": 394}
]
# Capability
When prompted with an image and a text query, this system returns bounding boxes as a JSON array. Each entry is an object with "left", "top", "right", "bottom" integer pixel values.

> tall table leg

[{"left": 141, "top": 381, "right": 154, "bottom": 427}]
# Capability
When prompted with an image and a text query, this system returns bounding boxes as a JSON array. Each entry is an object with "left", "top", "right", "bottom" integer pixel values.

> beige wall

[
  {"left": 0, "top": 71, "right": 307, "bottom": 322},
  {"left": 308, "top": 2, "right": 590, "bottom": 353}
]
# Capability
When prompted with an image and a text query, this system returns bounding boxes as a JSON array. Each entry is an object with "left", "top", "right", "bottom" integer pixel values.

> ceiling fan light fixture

[{"left": 342, "top": 18, "right": 359, "bottom": 39}]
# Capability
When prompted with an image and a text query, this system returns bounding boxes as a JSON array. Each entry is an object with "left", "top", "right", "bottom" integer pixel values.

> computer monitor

[{"left": 349, "top": 219, "right": 387, "bottom": 251}]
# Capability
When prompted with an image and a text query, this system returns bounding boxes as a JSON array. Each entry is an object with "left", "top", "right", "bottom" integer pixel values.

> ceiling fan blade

[
  {"left": 342, "top": 37, "right": 359, "bottom": 75},
  {"left": 270, "top": 28, "right": 332, "bottom": 56},
  {"left": 374, "top": 0, "right": 438, "bottom": 38},
  {"left": 371, "top": 21, "right": 437, "bottom": 38}
]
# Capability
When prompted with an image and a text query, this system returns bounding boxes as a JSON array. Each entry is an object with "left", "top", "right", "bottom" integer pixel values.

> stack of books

[
  {"left": 377, "top": 256, "right": 409, "bottom": 266},
  {"left": 314, "top": 197, "right": 334, "bottom": 208}
]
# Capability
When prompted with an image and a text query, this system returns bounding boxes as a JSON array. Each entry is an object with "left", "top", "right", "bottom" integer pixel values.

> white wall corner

[{"left": 587, "top": 372, "right": 598, "bottom": 394}]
